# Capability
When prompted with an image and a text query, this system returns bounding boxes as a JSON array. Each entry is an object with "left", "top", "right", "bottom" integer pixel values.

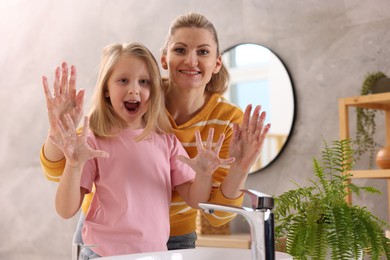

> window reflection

[
  {"left": 229, "top": 44, "right": 271, "bottom": 67},
  {"left": 230, "top": 81, "right": 270, "bottom": 120},
  {"left": 222, "top": 43, "right": 295, "bottom": 173}
]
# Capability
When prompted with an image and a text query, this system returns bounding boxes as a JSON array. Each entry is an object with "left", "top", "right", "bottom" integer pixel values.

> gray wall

[{"left": 1, "top": 0, "right": 390, "bottom": 259}]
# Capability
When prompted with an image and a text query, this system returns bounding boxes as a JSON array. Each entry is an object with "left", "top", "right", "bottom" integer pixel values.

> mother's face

[{"left": 161, "top": 27, "right": 222, "bottom": 91}]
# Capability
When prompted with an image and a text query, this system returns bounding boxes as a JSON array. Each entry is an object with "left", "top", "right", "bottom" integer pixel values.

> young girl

[{"left": 48, "top": 42, "right": 234, "bottom": 258}]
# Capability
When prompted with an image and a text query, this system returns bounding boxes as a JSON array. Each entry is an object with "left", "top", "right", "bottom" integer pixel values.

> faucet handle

[{"left": 241, "top": 189, "right": 274, "bottom": 210}]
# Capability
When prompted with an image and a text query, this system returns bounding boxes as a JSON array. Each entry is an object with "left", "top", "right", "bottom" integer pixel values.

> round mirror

[{"left": 222, "top": 43, "right": 296, "bottom": 173}]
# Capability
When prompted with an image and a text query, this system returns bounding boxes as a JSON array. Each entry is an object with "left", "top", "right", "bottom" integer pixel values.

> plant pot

[
  {"left": 376, "top": 146, "right": 390, "bottom": 169},
  {"left": 372, "top": 77, "right": 390, "bottom": 94}
]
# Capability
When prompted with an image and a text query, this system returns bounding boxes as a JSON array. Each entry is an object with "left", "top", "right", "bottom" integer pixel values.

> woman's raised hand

[
  {"left": 49, "top": 114, "right": 109, "bottom": 167},
  {"left": 229, "top": 104, "right": 271, "bottom": 174},
  {"left": 42, "top": 62, "right": 85, "bottom": 138},
  {"left": 178, "top": 128, "right": 235, "bottom": 176}
]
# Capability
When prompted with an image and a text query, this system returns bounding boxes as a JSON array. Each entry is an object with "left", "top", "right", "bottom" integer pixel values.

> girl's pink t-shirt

[{"left": 80, "top": 129, "right": 195, "bottom": 257}]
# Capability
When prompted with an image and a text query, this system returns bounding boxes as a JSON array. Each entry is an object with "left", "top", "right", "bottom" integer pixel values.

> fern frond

[
  {"left": 285, "top": 217, "right": 309, "bottom": 259},
  {"left": 359, "top": 186, "right": 382, "bottom": 194},
  {"left": 328, "top": 204, "right": 355, "bottom": 260},
  {"left": 274, "top": 187, "right": 315, "bottom": 218},
  {"left": 310, "top": 223, "right": 328, "bottom": 259},
  {"left": 313, "top": 158, "right": 327, "bottom": 195},
  {"left": 380, "top": 235, "right": 390, "bottom": 259}
]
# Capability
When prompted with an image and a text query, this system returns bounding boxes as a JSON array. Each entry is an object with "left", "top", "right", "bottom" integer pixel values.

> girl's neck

[
  {"left": 126, "top": 120, "right": 146, "bottom": 130},
  {"left": 110, "top": 122, "right": 145, "bottom": 135},
  {"left": 166, "top": 86, "right": 210, "bottom": 126}
]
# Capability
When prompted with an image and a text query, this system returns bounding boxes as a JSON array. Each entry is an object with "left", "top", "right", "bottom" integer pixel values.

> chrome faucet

[
  {"left": 72, "top": 243, "right": 97, "bottom": 260},
  {"left": 199, "top": 189, "right": 275, "bottom": 260}
]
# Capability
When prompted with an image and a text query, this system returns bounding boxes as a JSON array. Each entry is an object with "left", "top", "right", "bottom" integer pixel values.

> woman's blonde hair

[
  {"left": 161, "top": 12, "right": 229, "bottom": 94},
  {"left": 89, "top": 42, "right": 171, "bottom": 140}
]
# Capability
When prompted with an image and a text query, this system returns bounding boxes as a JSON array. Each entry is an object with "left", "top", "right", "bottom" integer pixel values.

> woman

[{"left": 40, "top": 12, "right": 270, "bottom": 251}]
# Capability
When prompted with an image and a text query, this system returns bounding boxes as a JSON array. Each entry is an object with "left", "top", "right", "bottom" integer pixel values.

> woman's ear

[
  {"left": 161, "top": 55, "right": 168, "bottom": 70},
  {"left": 104, "top": 89, "right": 110, "bottom": 97},
  {"left": 213, "top": 55, "right": 222, "bottom": 74}
]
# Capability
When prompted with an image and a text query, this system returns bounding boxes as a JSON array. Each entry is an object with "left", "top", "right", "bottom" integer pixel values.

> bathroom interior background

[{"left": 1, "top": 0, "right": 390, "bottom": 259}]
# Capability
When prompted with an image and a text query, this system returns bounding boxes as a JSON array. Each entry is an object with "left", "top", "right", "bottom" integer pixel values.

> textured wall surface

[{"left": 1, "top": 0, "right": 390, "bottom": 259}]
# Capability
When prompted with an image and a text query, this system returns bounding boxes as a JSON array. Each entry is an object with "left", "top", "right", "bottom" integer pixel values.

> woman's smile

[{"left": 179, "top": 69, "right": 201, "bottom": 75}]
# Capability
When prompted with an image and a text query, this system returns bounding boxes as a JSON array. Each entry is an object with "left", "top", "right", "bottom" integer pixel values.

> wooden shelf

[
  {"left": 196, "top": 233, "right": 287, "bottom": 252},
  {"left": 339, "top": 92, "right": 390, "bottom": 223},
  {"left": 349, "top": 169, "right": 390, "bottom": 179},
  {"left": 196, "top": 233, "right": 250, "bottom": 249},
  {"left": 340, "top": 92, "right": 390, "bottom": 110}
]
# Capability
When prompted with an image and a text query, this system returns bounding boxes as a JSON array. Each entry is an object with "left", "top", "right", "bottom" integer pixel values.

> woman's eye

[
  {"left": 174, "top": 48, "right": 186, "bottom": 54},
  {"left": 198, "top": 49, "right": 209, "bottom": 56}
]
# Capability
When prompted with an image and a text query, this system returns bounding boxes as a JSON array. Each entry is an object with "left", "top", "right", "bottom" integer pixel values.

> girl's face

[
  {"left": 161, "top": 27, "right": 222, "bottom": 91},
  {"left": 106, "top": 55, "right": 151, "bottom": 129}
]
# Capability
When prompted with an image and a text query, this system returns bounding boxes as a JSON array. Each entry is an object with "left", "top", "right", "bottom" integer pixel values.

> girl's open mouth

[{"left": 124, "top": 100, "right": 140, "bottom": 112}]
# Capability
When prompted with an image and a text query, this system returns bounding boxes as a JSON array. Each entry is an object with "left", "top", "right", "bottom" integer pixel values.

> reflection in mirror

[{"left": 222, "top": 43, "right": 295, "bottom": 173}]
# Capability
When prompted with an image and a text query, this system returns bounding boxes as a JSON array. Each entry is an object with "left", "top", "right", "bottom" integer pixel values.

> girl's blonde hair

[
  {"left": 161, "top": 12, "right": 229, "bottom": 94},
  {"left": 89, "top": 42, "right": 171, "bottom": 140}
]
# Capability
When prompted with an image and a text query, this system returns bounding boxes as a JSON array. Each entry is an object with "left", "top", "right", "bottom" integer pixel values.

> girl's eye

[
  {"left": 139, "top": 79, "right": 151, "bottom": 86},
  {"left": 118, "top": 78, "right": 128, "bottom": 84}
]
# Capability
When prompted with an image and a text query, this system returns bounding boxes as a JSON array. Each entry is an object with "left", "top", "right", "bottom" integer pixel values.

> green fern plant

[{"left": 274, "top": 139, "right": 390, "bottom": 260}]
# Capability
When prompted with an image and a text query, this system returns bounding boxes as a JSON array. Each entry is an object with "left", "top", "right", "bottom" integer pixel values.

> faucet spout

[
  {"left": 199, "top": 203, "right": 268, "bottom": 260},
  {"left": 199, "top": 189, "right": 275, "bottom": 260}
]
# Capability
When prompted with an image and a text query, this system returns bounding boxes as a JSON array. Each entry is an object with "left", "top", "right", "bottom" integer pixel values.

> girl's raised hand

[
  {"left": 178, "top": 128, "right": 235, "bottom": 176},
  {"left": 49, "top": 114, "right": 109, "bottom": 167},
  {"left": 42, "top": 62, "right": 85, "bottom": 139},
  {"left": 229, "top": 104, "right": 271, "bottom": 174}
]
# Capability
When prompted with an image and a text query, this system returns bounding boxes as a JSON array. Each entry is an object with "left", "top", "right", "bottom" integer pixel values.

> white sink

[{"left": 99, "top": 247, "right": 292, "bottom": 260}]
